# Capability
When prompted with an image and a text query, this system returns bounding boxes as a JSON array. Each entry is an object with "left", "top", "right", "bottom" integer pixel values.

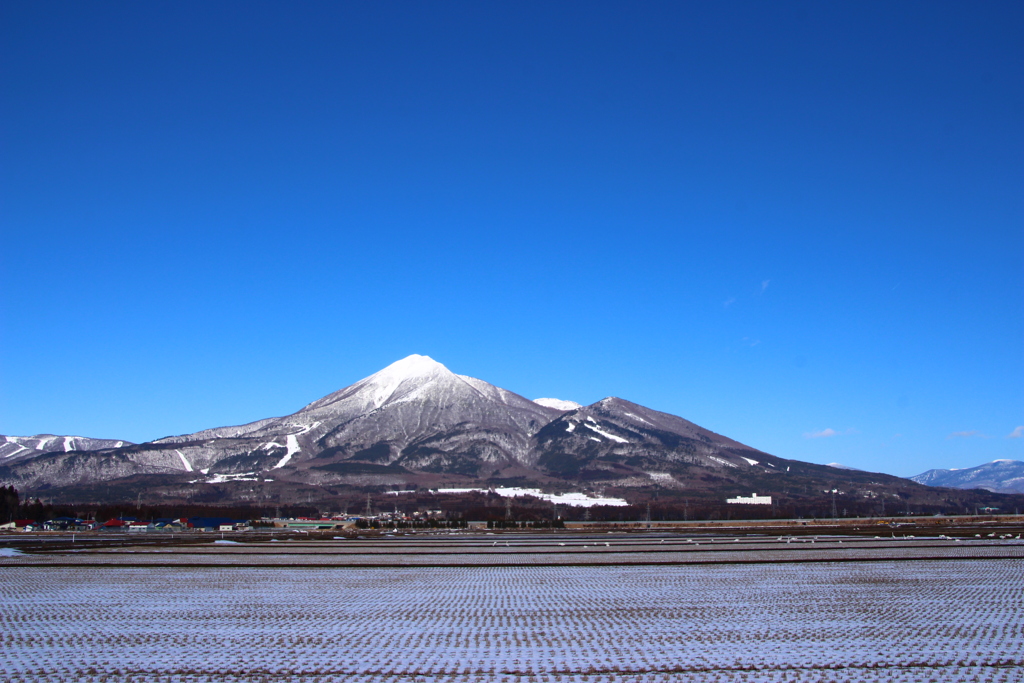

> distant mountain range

[
  {"left": 912, "top": 460, "right": 1024, "bottom": 495},
  {"left": 2, "top": 355, "right": 1019, "bottom": 512},
  {"left": 1, "top": 435, "right": 132, "bottom": 462}
]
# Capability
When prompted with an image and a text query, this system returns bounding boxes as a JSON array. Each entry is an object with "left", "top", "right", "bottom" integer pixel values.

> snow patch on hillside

[
  {"left": 175, "top": 450, "right": 193, "bottom": 472},
  {"left": 584, "top": 423, "right": 629, "bottom": 444},
  {"left": 197, "top": 472, "right": 259, "bottom": 484},
  {"left": 435, "top": 486, "right": 628, "bottom": 507},
  {"left": 273, "top": 422, "right": 320, "bottom": 469}
]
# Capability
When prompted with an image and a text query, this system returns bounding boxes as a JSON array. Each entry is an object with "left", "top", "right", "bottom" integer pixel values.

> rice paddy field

[{"left": 2, "top": 531, "right": 1022, "bottom": 682}]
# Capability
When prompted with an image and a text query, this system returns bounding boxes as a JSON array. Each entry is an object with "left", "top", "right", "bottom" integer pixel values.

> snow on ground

[
  {"left": 175, "top": 450, "right": 193, "bottom": 473},
  {"left": 273, "top": 422, "right": 320, "bottom": 469},
  {"left": 740, "top": 456, "right": 759, "bottom": 466},
  {"left": 584, "top": 423, "right": 629, "bottom": 443},
  {"left": 434, "top": 486, "right": 628, "bottom": 507},
  {"left": 195, "top": 472, "right": 259, "bottom": 484},
  {"left": 1, "top": 559, "right": 1021, "bottom": 682}
]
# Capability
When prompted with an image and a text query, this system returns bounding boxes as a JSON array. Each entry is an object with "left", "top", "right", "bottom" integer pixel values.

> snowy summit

[{"left": 533, "top": 398, "right": 582, "bottom": 411}]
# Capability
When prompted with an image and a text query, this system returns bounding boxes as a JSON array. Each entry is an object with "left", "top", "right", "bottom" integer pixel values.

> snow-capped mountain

[
  {"left": 532, "top": 397, "right": 775, "bottom": 484},
  {"left": 533, "top": 398, "right": 583, "bottom": 411},
  {"left": 1, "top": 356, "right": 563, "bottom": 489},
  {"left": 2, "top": 355, "right": 1007, "bottom": 510},
  {"left": 912, "top": 460, "right": 1024, "bottom": 495}
]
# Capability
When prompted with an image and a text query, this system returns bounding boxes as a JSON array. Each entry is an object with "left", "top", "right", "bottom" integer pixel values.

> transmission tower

[{"left": 504, "top": 498, "right": 513, "bottom": 521}]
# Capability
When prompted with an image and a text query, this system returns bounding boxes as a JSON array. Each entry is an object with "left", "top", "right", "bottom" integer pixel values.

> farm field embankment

[{"left": 2, "top": 531, "right": 1023, "bottom": 682}]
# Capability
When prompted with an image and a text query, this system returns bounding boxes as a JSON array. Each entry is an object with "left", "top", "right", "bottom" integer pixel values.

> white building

[{"left": 726, "top": 492, "right": 772, "bottom": 505}]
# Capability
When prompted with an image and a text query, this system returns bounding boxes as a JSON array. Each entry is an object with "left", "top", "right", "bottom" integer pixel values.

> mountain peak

[
  {"left": 376, "top": 354, "right": 448, "bottom": 379},
  {"left": 353, "top": 355, "right": 454, "bottom": 409},
  {"left": 533, "top": 398, "right": 582, "bottom": 411}
]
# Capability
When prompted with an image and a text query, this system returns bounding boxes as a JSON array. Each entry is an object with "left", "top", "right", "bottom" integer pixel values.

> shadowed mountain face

[
  {"left": 533, "top": 397, "right": 770, "bottom": 481},
  {"left": 0, "top": 356, "right": 1003, "bottom": 509},
  {"left": 912, "top": 460, "right": 1024, "bottom": 495}
]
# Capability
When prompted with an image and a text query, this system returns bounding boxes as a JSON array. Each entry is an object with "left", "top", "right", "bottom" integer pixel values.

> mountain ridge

[
  {"left": 912, "top": 459, "right": 1024, "bottom": 495},
  {"left": 3, "top": 355, "right": 1020, "bottom": 515}
]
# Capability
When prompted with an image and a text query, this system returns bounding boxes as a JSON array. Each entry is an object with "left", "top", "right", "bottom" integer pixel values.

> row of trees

[
  {"left": 0, "top": 485, "right": 19, "bottom": 523},
  {"left": 0, "top": 486, "right": 329, "bottom": 524},
  {"left": 488, "top": 519, "right": 565, "bottom": 529},
  {"left": 6, "top": 483, "right": 1022, "bottom": 525}
]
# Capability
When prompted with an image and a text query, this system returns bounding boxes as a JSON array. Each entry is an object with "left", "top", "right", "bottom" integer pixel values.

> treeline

[
  {"left": 0, "top": 485, "right": 19, "bottom": 522},
  {"left": 488, "top": 519, "right": 565, "bottom": 529},
  {"left": 0, "top": 487, "right": 321, "bottom": 523}
]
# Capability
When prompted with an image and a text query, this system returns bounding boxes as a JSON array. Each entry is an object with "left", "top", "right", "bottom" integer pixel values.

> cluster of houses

[
  {"left": 726, "top": 493, "right": 773, "bottom": 505},
  {"left": 0, "top": 516, "right": 253, "bottom": 533}
]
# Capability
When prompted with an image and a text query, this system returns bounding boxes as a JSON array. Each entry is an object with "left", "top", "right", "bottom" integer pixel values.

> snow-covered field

[{"left": 2, "top": 558, "right": 1021, "bottom": 682}]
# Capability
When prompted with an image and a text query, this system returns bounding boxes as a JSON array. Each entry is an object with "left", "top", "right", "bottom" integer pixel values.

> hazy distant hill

[{"left": 912, "top": 460, "right": 1024, "bottom": 495}]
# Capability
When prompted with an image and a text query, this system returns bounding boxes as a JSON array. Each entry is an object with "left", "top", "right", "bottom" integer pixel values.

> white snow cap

[
  {"left": 533, "top": 398, "right": 582, "bottom": 411},
  {"left": 356, "top": 355, "right": 452, "bottom": 409},
  {"left": 377, "top": 354, "right": 449, "bottom": 378}
]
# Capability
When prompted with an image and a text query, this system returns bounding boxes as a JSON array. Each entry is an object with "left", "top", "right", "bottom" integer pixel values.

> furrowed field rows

[{"left": 1, "top": 561, "right": 1021, "bottom": 683}]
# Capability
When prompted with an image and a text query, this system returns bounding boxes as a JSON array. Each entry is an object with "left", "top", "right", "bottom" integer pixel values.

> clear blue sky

[{"left": 2, "top": 1, "right": 1021, "bottom": 477}]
